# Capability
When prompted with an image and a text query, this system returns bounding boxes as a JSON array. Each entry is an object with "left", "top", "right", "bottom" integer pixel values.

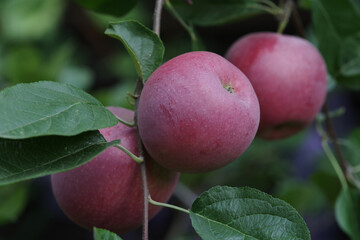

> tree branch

[
  {"left": 153, "top": 0, "right": 164, "bottom": 36},
  {"left": 322, "top": 103, "right": 347, "bottom": 172},
  {"left": 136, "top": 1, "right": 165, "bottom": 239},
  {"left": 133, "top": 79, "right": 148, "bottom": 240},
  {"left": 290, "top": 0, "right": 305, "bottom": 38}
]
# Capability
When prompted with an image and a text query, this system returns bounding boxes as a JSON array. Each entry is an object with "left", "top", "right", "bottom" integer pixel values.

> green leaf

[
  {"left": 335, "top": 188, "right": 360, "bottom": 240},
  {"left": 333, "top": 130, "right": 360, "bottom": 239},
  {"left": 338, "top": 32, "right": 360, "bottom": 89},
  {"left": 94, "top": 227, "right": 123, "bottom": 240},
  {"left": 105, "top": 20, "right": 164, "bottom": 82},
  {"left": 342, "top": 128, "right": 360, "bottom": 183},
  {"left": 340, "top": 58, "right": 360, "bottom": 77},
  {"left": 348, "top": 128, "right": 360, "bottom": 155},
  {"left": 310, "top": 0, "right": 342, "bottom": 74},
  {"left": 310, "top": 0, "right": 360, "bottom": 74},
  {"left": 0, "top": 81, "right": 118, "bottom": 139},
  {"left": 171, "top": 0, "right": 262, "bottom": 26},
  {"left": 312, "top": 0, "right": 360, "bottom": 37},
  {"left": 340, "top": 34, "right": 360, "bottom": 75},
  {"left": 0, "top": 182, "right": 29, "bottom": 225},
  {"left": 0, "top": 131, "right": 120, "bottom": 185},
  {"left": 190, "top": 186, "right": 310, "bottom": 240},
  {"left": 73, "top": 0, "right": 137, "bottom": 17}
]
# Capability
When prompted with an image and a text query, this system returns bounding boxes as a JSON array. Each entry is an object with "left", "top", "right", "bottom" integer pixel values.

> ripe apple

[
  {"left": 226, "top": 32, "right": 327, "bottom": 139},
  {"left": 51, "top": 107, "right": 179, "bottom": 234},
  {"left": 138, "top": 51, "right": 260, "bottom": 173}
]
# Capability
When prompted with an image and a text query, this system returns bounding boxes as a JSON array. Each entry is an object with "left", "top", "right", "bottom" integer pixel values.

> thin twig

[
  {"left": 140, "top": 160, "right": 149, "bottom": 239},
  {"left": 136, "top": 1, "right": 165, "bottom": 239},
  {"left": 153, "top": 0, "right": 164, "bottom": 36},
  {"left": 133, "top": 79, "right": 148, "bottom": 240},
  {"left": 290, "top": 0, "right": 305, "bottom": 38},
  {"left": 322, "top": 103, "right": 348, "bottom": 173}
]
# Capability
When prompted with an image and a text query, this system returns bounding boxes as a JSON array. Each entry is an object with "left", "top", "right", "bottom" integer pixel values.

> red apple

[
  {"left": 138, "top": 51, "right": 260, "bottom": 173},
  {"left": 51, "top": 107, "right": 179, "bottom": 234},
  {"left": 226, "top": 32, "right": 327, "bottom": 139}
]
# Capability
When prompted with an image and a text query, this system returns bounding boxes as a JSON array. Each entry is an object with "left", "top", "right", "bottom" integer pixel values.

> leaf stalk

[
  {"left": 114, "top": 145, "right": 144, "bottom": 163},
  {"left": 115, "top": 116, "right": 135, "bottom": 127},
  {"left": 148, "top": 196, "right": 190, "bottom": 214}
]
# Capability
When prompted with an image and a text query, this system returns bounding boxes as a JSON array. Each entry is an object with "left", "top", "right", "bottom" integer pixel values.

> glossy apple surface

[
  {"left": 138, "top": 51, "right": 260, "bottom": 173},
  {"left": 51, "top": 107, "right": 179, "bottom": 234},
  {"left": 226, "top": 32, "right": 327, "bottom": 139}
]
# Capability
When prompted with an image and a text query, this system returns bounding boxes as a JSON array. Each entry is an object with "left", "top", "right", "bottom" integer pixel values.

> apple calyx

[{"left": 223, "top": 83, "right": 235, "bottom": 94}]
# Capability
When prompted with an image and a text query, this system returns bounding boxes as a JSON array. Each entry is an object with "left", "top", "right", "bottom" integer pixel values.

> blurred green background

[{"left": 0, "top": 0, "right": 359, "bottom": 239}]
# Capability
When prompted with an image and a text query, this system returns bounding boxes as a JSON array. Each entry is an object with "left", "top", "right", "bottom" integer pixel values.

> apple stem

[
  {"left": 276, "top": 0, "right": 293, "bottom": 34},
  {"left": 148, "top": 196, "right": 190, "bottom": 214},
  {"left": 114, "top": 145, "right": 144, "bottom": 163},
  {"left": 115, "top": 116, "right": 135, "bottom": 128}
]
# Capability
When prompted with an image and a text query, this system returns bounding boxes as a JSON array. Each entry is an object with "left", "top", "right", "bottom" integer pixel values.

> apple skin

[
  {"left": 138, "top": 51, "right": 260, "bottom": 173},
  {"left": 51, "top": 107, "right": 179, "bottom": 234},
  {"left": 226, "top": 32, "right": 327, "bottom": 139}
]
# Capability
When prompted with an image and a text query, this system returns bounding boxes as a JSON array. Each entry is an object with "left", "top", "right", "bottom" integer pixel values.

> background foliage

[{"left": 0, "top": 0, "right": 359, "bottom": 239}]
